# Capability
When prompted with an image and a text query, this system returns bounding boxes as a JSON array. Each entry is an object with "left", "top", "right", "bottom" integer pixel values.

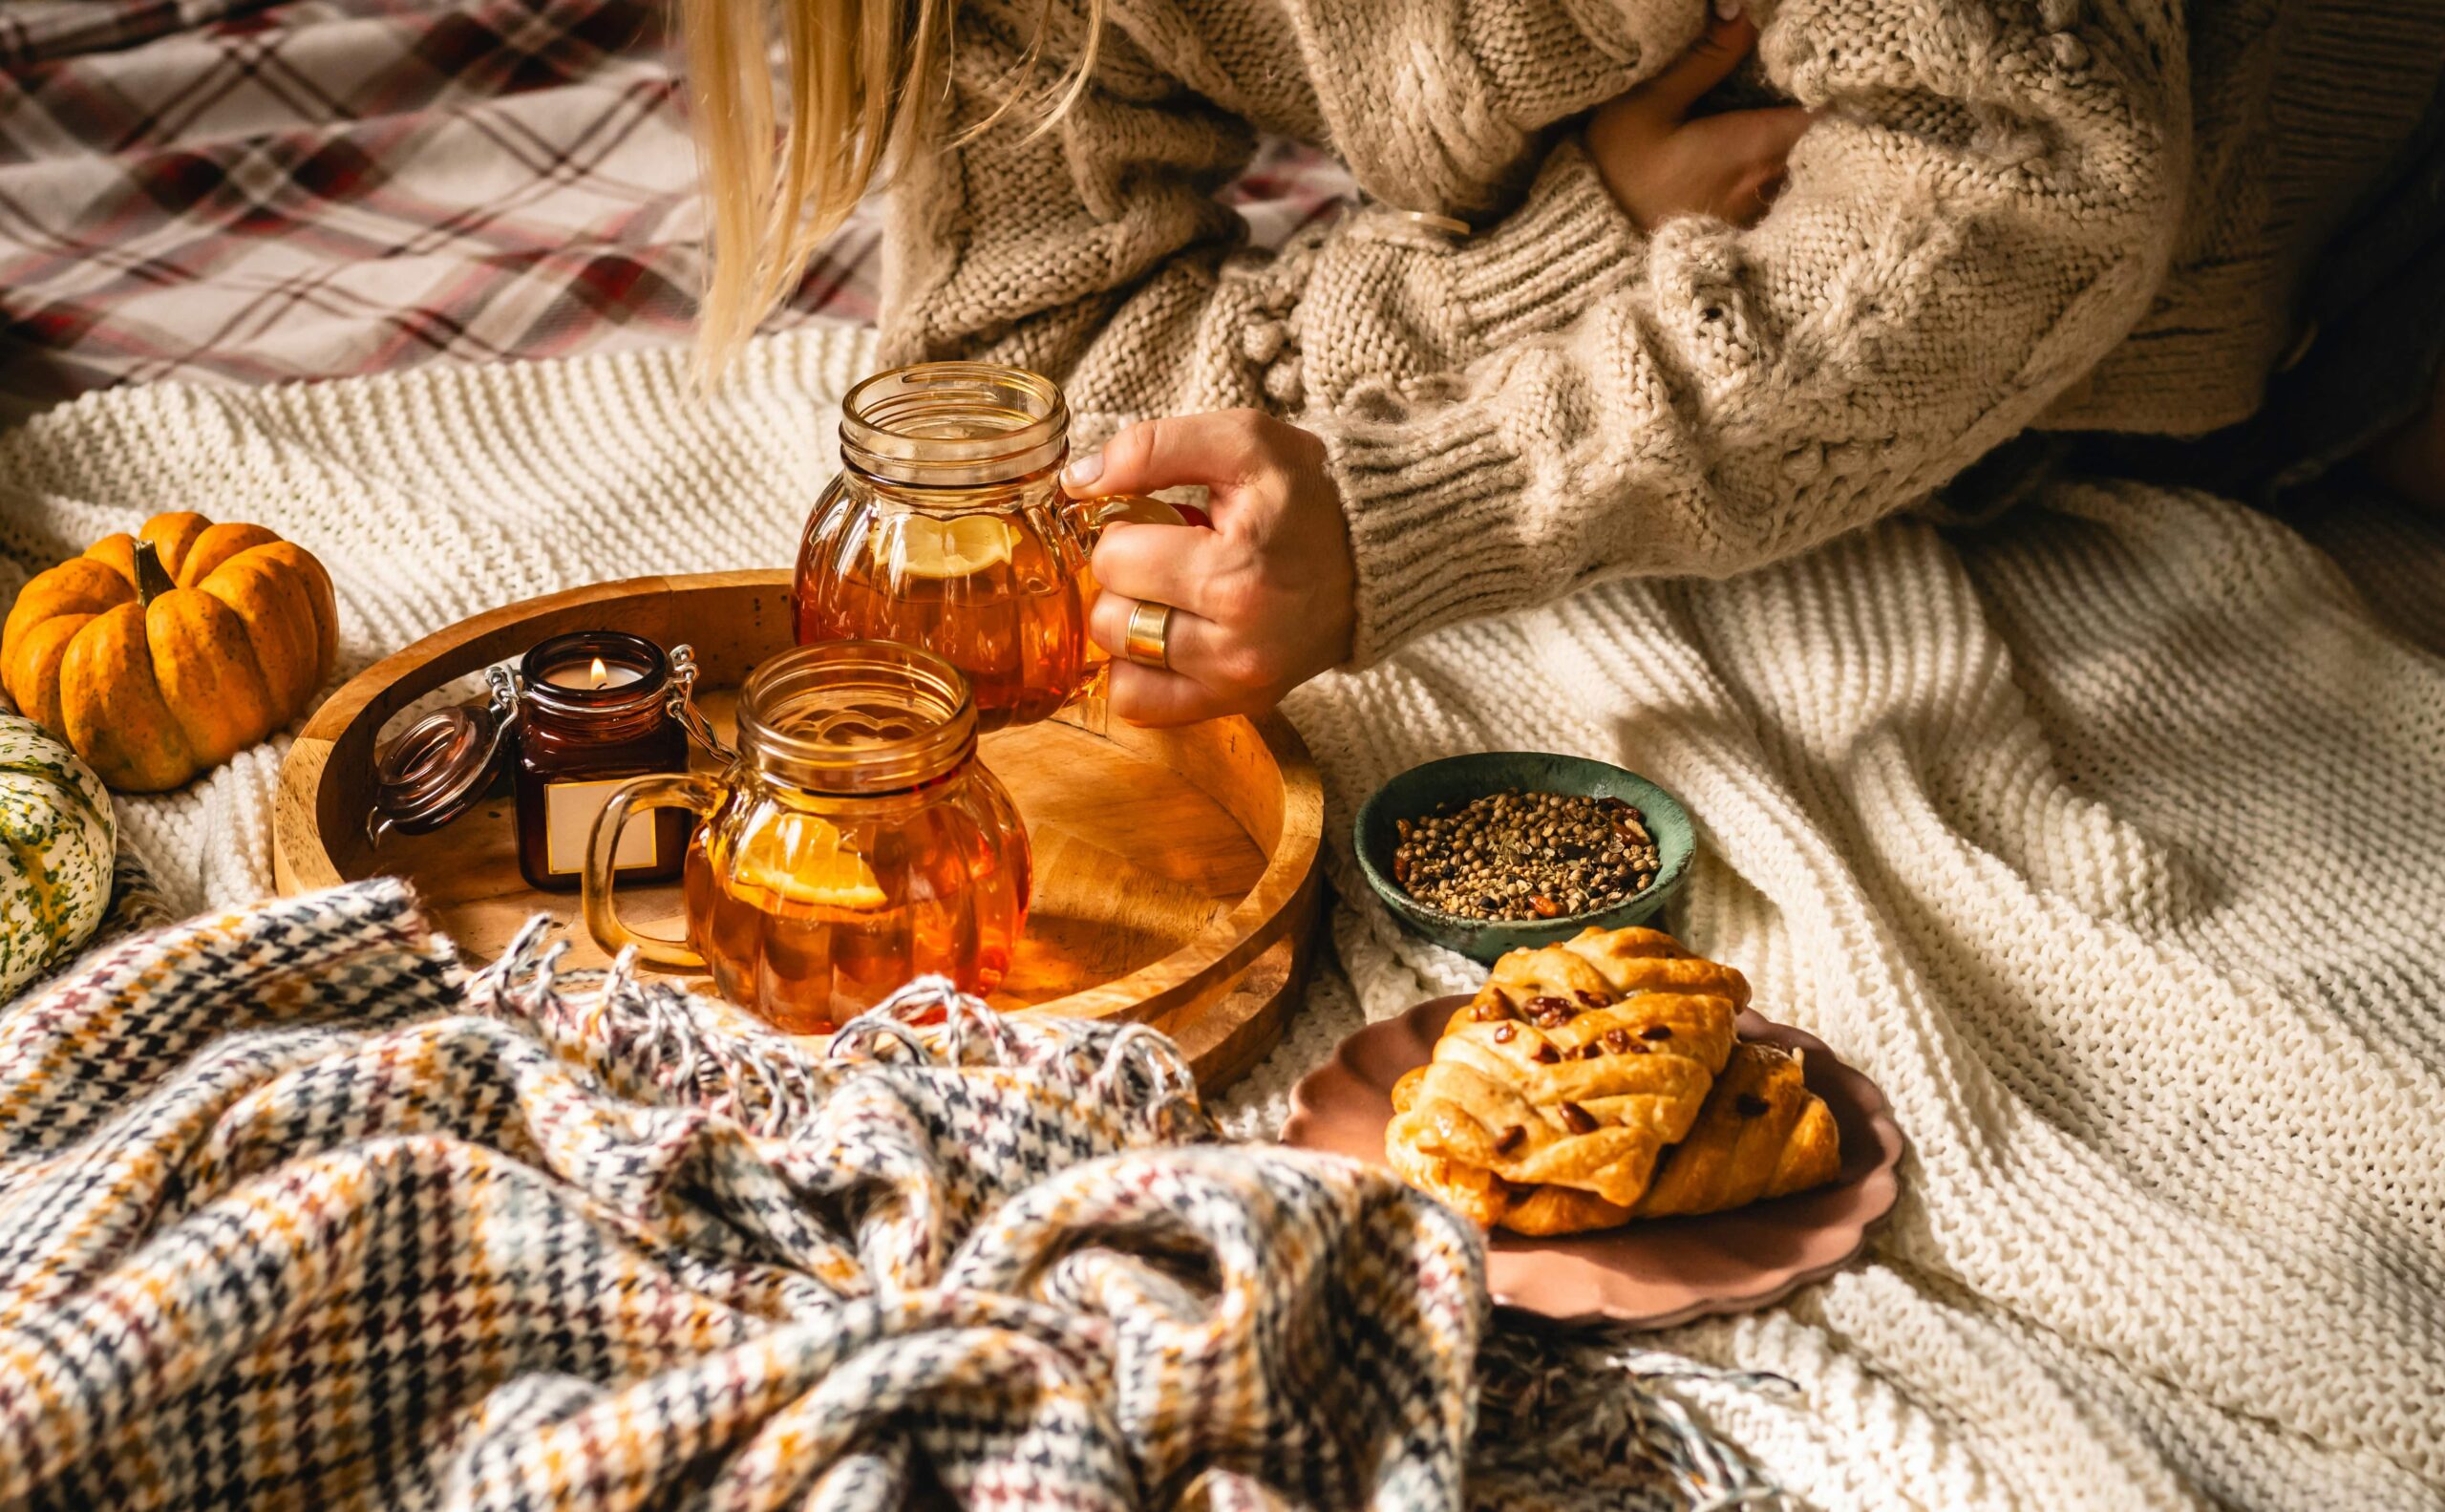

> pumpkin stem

[{"left": 131, "top": 538, "right": 178, "bottom": 607}]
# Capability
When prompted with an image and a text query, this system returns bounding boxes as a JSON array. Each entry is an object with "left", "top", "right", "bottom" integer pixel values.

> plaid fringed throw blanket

[{"left": 0, "top": 880, "right": 1779, "bottom": 1510}]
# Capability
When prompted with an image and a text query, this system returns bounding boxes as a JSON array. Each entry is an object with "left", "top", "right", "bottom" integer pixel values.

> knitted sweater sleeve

[
  {"left": 884, "top": 0, "right": 2188, "bottom": 665},
  {"left": 882, "top": 0, "right": 1658, "bottom": 409}
]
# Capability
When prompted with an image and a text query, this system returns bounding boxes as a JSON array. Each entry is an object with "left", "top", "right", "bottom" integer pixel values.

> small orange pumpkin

[{"left": 2, "top": 512, "right": 338, "bottom": 792}]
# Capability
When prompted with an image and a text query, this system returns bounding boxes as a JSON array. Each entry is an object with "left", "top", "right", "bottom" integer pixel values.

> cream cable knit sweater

[
  {"left": 883, "top": 0, "right": 2445, "bottom": 664},
  {"left": 5, "top": 321, "right": 2444, "bottom": 1510}
]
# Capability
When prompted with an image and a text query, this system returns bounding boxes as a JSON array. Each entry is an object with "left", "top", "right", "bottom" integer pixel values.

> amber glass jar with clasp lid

[
  {"left": 793, "top": 362, "right": 1182, "bottom": 732},
  {"left": 583, "top": 640, "right": 1031, "bottom": 1033},
  {"left": 511, "top": 632, "right": 691, "bottom": 892},
  {"left": 365, "top": 630, "right": 691, "bottom": 894}
]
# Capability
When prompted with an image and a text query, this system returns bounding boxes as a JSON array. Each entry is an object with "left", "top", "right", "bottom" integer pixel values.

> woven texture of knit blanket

[{"left": 0, "top": 876, "right": 1784, "bottom": 1511}]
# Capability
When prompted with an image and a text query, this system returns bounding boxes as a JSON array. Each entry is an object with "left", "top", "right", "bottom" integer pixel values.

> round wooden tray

[{"left": 273, "top": 570, "right": 1324, "bottom": 1088}]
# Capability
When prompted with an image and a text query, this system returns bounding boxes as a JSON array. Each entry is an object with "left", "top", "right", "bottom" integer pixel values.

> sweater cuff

[
  {"left": 1444, "top": 140, "right": 1646, "bottom": 350},
  {"left": 1326, "top": 405, "right": 1541, "bottom": 668},
  {"left": 1323, "top": 145, "right": 1641, "bottom": 667}
]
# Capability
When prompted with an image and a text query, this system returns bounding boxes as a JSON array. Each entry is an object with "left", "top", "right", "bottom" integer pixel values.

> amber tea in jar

[
  {"left": 793, "top": 362, "right": 1184, "bottom": 733},
  {"left": 582, "top": 640, "right": 1031, "bottom": 1033}
]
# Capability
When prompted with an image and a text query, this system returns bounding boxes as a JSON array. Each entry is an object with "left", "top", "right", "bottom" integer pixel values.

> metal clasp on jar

[{"left": 665, "top": 644, "right": 734, "bottom": 762}]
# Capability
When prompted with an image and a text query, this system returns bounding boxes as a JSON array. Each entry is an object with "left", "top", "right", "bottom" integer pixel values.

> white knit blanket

[{"left": 5, "top": 319, "right": 2443, "bottom": 1511}]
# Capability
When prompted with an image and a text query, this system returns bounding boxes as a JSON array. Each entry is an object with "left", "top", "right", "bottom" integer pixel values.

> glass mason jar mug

[
  {"left": 582, "top": 641, "right": 1031, "bottom": 1034},
  {"left": 792, "top": 362, "right": 1184, "bottom": 732}
]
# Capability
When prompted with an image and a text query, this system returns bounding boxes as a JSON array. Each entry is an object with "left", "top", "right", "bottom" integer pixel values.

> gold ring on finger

[{"left": 1121, "top": 600, "right": 1174, "bottom": 671}]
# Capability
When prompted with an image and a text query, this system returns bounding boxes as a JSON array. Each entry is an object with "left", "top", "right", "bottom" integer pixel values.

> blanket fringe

[
  {"left": 1476, "top": 1332, "right": 1797, "bottom": 1510},
  {"left": 830, "top": 973, "right": 1209, "bottom": 1136},
  {"left": 466, "top": 913, "right": 1211, "bottom": 1142},
  {"left": 1611, "top": 1347, "right": 1797, "bottom": 1512}
]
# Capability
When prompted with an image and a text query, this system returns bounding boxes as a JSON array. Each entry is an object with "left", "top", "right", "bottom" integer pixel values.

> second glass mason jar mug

[
  {"left": 583, "top": 641, "right": 1031, "bottom": 1034},
  {"left": 792, "top": 362, "right": 1182, "bottom": 732}
]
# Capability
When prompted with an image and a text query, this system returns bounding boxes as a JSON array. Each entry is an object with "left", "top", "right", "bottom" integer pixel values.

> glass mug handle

[
  {"left": 1052, "top": 497, "right": 1183, "bottom": 734},
  {"left": 582, "top": 772, "right": 726, "bottom": 970},
  {"left": 1059, "top": 493, "right": 1187, "bottom": 555}
]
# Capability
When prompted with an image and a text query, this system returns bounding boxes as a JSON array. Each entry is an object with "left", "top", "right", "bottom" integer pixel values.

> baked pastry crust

[
  {"left": 1634, "top": 1041, "right": 1843, "bottom": 1218},
  {"left": 1383, "top": 926, "right": 1841, "bottom": 1235}
]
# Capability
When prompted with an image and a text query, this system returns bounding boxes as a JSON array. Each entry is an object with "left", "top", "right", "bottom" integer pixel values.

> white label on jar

[{"left": 544, "top": 778, "right": 661, "bottom": 876}]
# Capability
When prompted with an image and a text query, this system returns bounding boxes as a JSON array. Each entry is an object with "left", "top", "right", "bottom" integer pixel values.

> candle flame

[{"left": 588, "top": 657, "right": 608, "bottom": 689}]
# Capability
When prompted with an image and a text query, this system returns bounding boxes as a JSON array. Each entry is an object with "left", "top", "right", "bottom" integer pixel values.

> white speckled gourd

[{"left": 0, "top": 713, "right": 115, "bottom": 998}]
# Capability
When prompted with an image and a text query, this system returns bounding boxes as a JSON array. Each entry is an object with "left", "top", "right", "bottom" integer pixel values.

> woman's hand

[
  {"left": 1584, "top": 8, "right": 1814, "bottom": 230},
  {"left": 1066, "top": 411, "right": 1356, "bottom": 725}
]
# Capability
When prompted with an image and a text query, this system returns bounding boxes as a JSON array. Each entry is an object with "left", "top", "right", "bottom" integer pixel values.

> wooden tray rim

[{"left": 274, "top": 569, "right": 1324, "bottom": 1026}]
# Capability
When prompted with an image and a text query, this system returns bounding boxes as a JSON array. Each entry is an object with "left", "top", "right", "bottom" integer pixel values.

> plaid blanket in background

[
  {"left": 0, "top": 0, "right": 867, "bottom": 420},
  {"left": 0, "top": 0, "right": 1351, "bottom": 422},
  {"left": 0, "top": 878, "right": 1782, "bottom": 1511}
]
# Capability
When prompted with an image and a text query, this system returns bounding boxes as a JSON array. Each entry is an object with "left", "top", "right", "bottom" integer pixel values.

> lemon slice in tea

[
  {"left": 893, "top": 515, "right": 1018, "bottom": 580},
  {"left": 731, "top": 812, "right": 887, "bottom": 910}
]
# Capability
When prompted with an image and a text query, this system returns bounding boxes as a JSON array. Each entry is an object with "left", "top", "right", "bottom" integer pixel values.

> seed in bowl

[{"left": 1390, "top": 789, "right": 1660, "bottom": 921}]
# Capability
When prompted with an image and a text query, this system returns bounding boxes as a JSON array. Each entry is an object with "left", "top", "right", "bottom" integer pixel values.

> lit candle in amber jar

[
  {"left": 511, "top": 631, "right": 690, "bottom": 893},
  {"left": 544, "top": 655, "right": 646, "bottom": 691}
]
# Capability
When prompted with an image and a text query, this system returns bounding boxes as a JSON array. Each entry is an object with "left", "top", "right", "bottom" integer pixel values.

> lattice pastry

[{"left": 1385, "top": 926, "right": 1840, "bottom": 1235}]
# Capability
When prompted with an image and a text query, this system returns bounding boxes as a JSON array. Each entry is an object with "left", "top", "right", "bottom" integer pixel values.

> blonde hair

[{"left": 682, "top": 0, "right": 1106, "bottom": 374}]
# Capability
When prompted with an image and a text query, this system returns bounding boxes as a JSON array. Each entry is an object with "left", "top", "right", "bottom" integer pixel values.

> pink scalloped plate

[{"left": 1280, "top": 995, "right": 1906, "bottom": 1327}]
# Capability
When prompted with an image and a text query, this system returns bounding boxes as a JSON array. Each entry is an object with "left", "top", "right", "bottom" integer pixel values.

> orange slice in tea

[
  {"left": 894, "top": 515, "right": 1017, "bottom": 580},
  {"left": 731, "top": 812, "right": 888, "bottom": 911}
]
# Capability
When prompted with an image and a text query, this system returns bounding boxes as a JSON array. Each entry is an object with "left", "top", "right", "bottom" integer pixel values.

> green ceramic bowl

[{"left": 1352, "top": 752, "right": 1696, "bottom": 965}]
